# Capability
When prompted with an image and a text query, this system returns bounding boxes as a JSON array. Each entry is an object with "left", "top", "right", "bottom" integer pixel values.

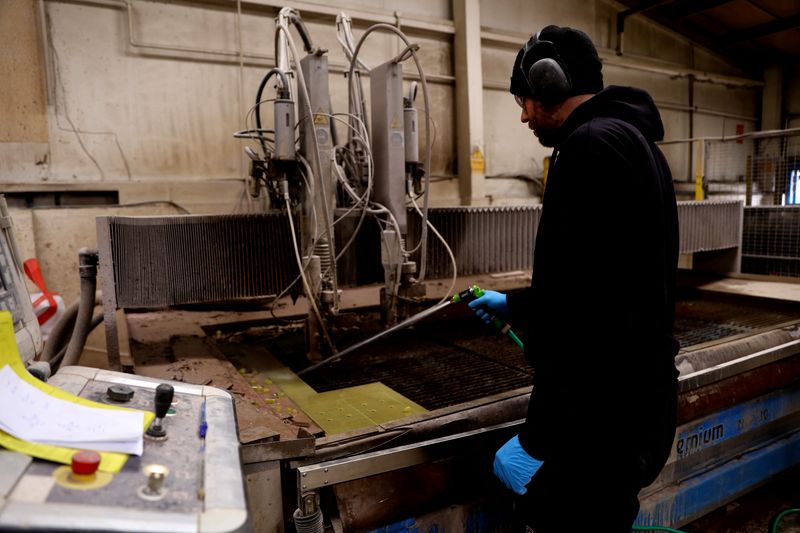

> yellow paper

[{"left": 0, "top": 311, "right": 154, "bottom": 473}]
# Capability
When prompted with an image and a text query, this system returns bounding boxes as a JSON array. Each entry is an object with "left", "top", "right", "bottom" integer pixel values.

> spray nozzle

[
  {"left": 451, "top": 284, "right": 485, "bottom": 304},
  {"left": 452, "top": 285, "right": 524, "bottom": 351}
]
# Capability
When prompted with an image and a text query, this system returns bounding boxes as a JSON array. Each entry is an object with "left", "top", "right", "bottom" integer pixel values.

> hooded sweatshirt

[{"left": 506, "top": 86, "right": 679, "bottom": 482}]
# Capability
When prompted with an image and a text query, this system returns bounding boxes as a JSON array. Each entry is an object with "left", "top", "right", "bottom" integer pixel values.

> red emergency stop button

[{"left": 71, "top": 450, "right": 101, "bottom": 475}]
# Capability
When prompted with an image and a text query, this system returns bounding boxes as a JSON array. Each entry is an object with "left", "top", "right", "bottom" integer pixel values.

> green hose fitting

[
  {"left": 451, "top": 284, "right": 484, "bottom": 304},
  {"left": 453, "top": 284, "right": 524, "bottom": 351}
]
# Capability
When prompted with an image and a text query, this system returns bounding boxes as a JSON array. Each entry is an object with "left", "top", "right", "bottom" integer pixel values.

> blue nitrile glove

[
  {"left": 493, "top": 435, "right": 543, "bottom": 495},
  {"left": 468, "top": 290, "right": 509, "bottom": 325}
]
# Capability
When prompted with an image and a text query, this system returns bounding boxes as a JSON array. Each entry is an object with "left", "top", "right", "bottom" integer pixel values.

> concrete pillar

[
  {"left": 0, "top": 0, "right": 49, "bottom": 182},
  {"left": 0, "top": 0, "right": 48, "bottom": 142},
  {"left": 453, "top": 0, "right": 486, "bottom": 205},
  {"left": 761, "top": 63, "right": 783, "bottom": 131}
]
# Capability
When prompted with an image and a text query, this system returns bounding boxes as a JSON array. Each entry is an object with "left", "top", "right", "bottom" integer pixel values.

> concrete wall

[
  {"left": 2, "top": 0, "right": 765, "bottom": 206},
  {"left": 0, "top": 0, "right": 777, "bottom": 359},
  {"left": 0, "top": 0, "right": 50, "bottom": 182}
]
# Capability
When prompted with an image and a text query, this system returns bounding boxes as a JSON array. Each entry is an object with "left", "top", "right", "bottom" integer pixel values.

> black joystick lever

[{"left": 146, "top": 384, "right": 174, "bottom": 438}]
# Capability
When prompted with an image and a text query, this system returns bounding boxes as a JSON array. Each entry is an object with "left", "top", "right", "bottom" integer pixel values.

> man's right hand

[{"left": 468, "top": 290, "right": 509, "bottom": 324}]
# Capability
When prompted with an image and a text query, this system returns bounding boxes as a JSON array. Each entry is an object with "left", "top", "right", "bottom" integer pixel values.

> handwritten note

[{"left": 0, "top": 365, "right": 145, "bottom": 455}]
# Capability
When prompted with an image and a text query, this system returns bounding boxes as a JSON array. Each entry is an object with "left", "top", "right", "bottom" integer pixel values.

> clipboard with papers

[{"left": 0, "top": 311, "right": 154, "bottom": 473}]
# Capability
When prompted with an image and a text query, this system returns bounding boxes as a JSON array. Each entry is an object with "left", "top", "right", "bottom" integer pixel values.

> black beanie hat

[{"left": 510, "top": 25, "right": 603, "bottom": 102}]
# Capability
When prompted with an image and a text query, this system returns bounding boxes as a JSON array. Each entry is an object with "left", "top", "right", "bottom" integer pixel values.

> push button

[
  {"left": 106, "top": 384, "right": 134, "bottom": 402},
  {"left": 71, "top": 450, "right": 101, "bottom": 476}
]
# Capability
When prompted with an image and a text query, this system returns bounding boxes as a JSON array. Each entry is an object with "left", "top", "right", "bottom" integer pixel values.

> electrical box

[
  {"left": 0, "top": 196, "right": 42, "bottom": 364},
  {"left": 0, "top": 367, "right": 247, "bottom": 532}
]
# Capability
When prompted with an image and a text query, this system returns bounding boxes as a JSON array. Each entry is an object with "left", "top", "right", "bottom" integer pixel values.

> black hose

[
  {"left": 255, "top": 68, "right": 291, "bottom": 155},
  {"left": 288, "top": 13, "right": 314, "bottom": 53},
  {"left": 61, "top": 248, "right": 99, "bottom": 368},
  {"left": 39, "top": 290, "right": 101, "bottom": 363},
  {"left": 50, "top": 312, "right": 104, "bottom": 371},
  {"left": 50, "top": 343, "right": 68, "bottom": 371},
  {"left": 328, "top": 94, "right": 339, "bottom": 147},
  {"left": 39, "top": 303, "right": 79, "bottom": 363}
]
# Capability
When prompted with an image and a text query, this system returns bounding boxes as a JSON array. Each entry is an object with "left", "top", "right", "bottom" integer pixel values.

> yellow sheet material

[
  {"left": 302, "top": 383, "right": 428, "bottom": 435},
  {"left": 0, "top": 311, "right": 154, "bottom": 473},
  {"left": 259, "top": 353, "right": 427, "bottom": 434}
]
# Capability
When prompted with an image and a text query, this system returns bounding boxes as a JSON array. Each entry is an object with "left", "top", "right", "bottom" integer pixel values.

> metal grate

[
  {"left": 295, "top": 320, "right": 533, "bottom": 411},
  {"left": 100, "top": 213, "right": 299, "bottom": 308},
  {"left": 297, "top": 291, "right": 800, "bottom": 410},
  {"left": 259, "top": 293, "right": 800, "bottom": 411},
  {"left": 406, "top": 206, "right": 541, "bottom": 280},
  {"left": 405, "top": 202, "right": 741, "bottom": 280},
  {"left": 742, "top": 206, "right": 800, "bottom": 277},
  {"left": 677, "top": 200, "right": 742, "bottom": 254},
  {"left": 674, "top": 292, "right": 800, "bottom": 347}
]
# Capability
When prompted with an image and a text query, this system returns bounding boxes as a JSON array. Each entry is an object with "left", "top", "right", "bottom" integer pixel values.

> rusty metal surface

[
  {"left": 278, "top": 311, "right": 533, "bottom": 410},
  {"left": 332, "top": 454, "right": 500, "bottom": 533},
  {"left": 99, "top": 214, "right": 299, "bottom": 308},
  {"left": 678, "top": 354, "right": 800, "bottom": 424},
  {"left": 291, "top": 292, "right": 800, "bottom": 412},
  {"left": 676, "top": 325, "right": 800, "bottom": 377},
  {"left": 129, "top": 334, "right": 321, "bottom": 447},
  {"left": 125, "top": 288, "right": 800, "bottom": 461},
  {"left": 674, "top": 291, "right": 800, "bottom": 348},
  {"left": 241, "top": 430, "right": 316, "bottom": 464},
  {"left": 298, "top": 388, "right": 531, "bottom": 466}
]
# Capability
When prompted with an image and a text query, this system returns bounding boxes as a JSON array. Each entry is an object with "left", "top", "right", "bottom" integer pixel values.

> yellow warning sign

[
  {"left": 390, "top": 114, "right": 401, "bottom": 129},
  {"left": 470, "top": 147, "right": 485, "bottom": 172},
  {"left": 313, "top": 113, "right": 328, "bottom": 125}
]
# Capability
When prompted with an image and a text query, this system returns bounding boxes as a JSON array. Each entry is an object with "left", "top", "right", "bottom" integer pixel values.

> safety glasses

[{"left": 514, "top": 95, "right": 525, "bottom": 108}]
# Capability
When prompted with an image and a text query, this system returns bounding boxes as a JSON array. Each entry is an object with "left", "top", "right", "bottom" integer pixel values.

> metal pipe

[
  {"left": 56, "top": 0, "right": 455, "bottom": 74},
  {"left": 297, "top": 299, "right": 452, "bottom": 376},
  {"left": 676, "top": 322, "right": 800, "bottom": 377},
  {"left": 300, "top": 389, "right": 531, "bottom": 465},
  {"left": 689, "top": 74, "right": 695, "bottom": 181},
  {"left": 297, "top": 419, "right": 523, "bottom": 490},
  {"left": 679, "top": 338, "right": 800, "bottom": 392},
  {"left": 656, "top": 102, "right": 757, "bottom": 123},
  {"left": 52, "top": 0, "right": 761, "bottom": 90},
  {"left": 658, "top": 127, "right": 800, "bottom": 145}
]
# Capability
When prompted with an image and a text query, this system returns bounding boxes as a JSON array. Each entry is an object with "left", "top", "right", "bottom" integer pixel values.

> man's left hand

[{"left": 493, "top": 435, "right": 543, "bottom": 495}]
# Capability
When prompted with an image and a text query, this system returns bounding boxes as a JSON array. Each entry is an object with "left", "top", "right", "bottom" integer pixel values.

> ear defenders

[{"left": 519, "top": 33, "right": 572, "bottom": 105}]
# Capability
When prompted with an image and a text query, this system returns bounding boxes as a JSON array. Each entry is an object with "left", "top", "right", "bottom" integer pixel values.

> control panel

[{"left": 0, "top": 366, "right": 247, "bottom": 532}]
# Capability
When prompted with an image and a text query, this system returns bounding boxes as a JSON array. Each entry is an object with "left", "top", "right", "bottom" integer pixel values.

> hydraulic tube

[
  {"left": 452, "top": 285, "right": 524, "bottom": 351},
  {"left": 61, "top": 248, "right": 99, "bottom": 368},
  {"left": 39, "top": 291, "right": 101, "bottom": 363}
]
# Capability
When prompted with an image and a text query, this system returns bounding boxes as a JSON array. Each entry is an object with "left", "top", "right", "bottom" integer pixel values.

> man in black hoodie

[{"left": 469, "top": 26, "right": 680, "bottom": 532}]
